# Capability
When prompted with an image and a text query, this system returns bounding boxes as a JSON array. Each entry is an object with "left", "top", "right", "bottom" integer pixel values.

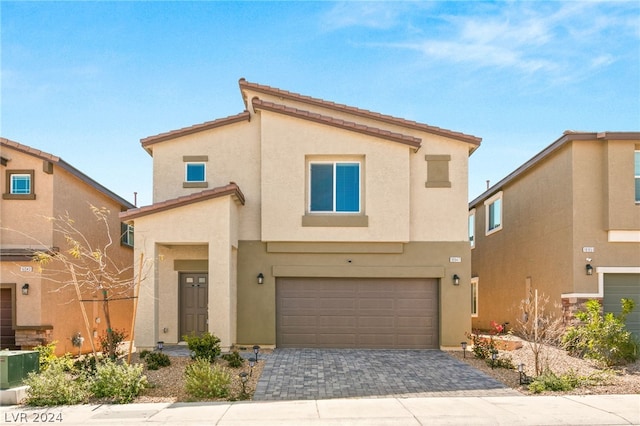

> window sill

[
  {"left": 485, "top": 226, "right": 503, "bottom": 236},
  {"left": 3, "top": 193, "right": 36, "bottom": 200},
  {"left": 302, "top": 214, "right": 369, "bottom": 227},
  {"left": 183, "top": 182, "right": 208, "bottom": 189}
]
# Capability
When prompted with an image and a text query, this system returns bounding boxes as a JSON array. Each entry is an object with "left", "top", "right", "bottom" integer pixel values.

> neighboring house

[
  {"left": 0, "top": 138, "right": 135, "bottom": 356},
  {"left": 469, "top": 131, "right": 640, "bottom": 338},
  {"left": 121, "top": 78, "right": 482, "bottom": 351}
]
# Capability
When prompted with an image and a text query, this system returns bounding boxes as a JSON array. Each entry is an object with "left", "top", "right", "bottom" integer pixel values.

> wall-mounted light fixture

[
  {"left": 257, "top": 273, "right": 264, "bottom": 284},
  {"left": 586, "top": 264, "right": 594, "bottom": 276},
  {"left": 21, "top": 283, "right": 29, "bottom": 295},
  {"left": 452, "top": 274, "right": 460, "bottom": 285}
]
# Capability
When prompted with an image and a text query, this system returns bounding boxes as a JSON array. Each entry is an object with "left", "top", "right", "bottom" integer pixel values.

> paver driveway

[{"left": 253, "top": 349, "right": 520, "bottom": 400}]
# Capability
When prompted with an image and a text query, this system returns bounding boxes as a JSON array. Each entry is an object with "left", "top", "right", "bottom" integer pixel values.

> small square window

[
  {"left": 11, "top": 174, "right": 31, "bottom": 194},
  {"left": 3, "top": 170, "right": 35, "bottom": 200},
  {"left": 185, "top": 163, "right": 206, "bottom": 182}
]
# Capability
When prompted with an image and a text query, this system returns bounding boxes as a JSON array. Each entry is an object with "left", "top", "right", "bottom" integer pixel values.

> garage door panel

[
  {"left": 277, "top": 278, "right": 439, "bottom": 349},
  {"left": 604, "top": 273, "right": 640, "bottom": 339}
]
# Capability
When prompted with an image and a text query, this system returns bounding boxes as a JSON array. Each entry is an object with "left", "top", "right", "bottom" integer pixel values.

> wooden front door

[
  {"left": 180, "top": 273, "right": 208, "bottom": 338},
  {"left": 0, "top": 288, "right": 17, "bottom": 350}
]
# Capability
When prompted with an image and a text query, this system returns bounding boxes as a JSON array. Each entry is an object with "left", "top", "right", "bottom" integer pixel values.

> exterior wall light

[
  {"left": 21, "top": 283, "right": 29, "bottom": 295},
  {"left": 452, "top": 274, "right": 460, "bottom": 285},
  {"left": 586, "top": 264, "right": 594, "bottom": 275},
  {"left": 257, "top": 273, "right": 264, "bottom": 284}
]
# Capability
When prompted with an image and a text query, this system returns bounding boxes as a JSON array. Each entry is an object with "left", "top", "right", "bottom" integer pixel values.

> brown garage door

[{"left": 276, "top": 278, "right": 438, "bottom": 349}]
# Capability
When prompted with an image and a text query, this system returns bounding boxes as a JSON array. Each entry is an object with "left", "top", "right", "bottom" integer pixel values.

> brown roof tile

[
  {"left": 140, "top": 111, "right": 251, "bottom": 151},
  {"left": 119, "top": 183, "right": 245, "bottom": 221},
  {"left": 239, "top": 78, "right": 482, "bottom": 147},
  {"left": 251, "top": 98, "right": 422, "bottom": 149}
]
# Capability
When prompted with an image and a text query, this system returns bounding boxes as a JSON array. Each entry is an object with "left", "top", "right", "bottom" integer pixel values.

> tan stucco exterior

[
  {"left": 470, "top": 132, "right": 640, "bottom": 332},
  {"left": 123, "top": 79, "right": 481, "bottom": 350},
  {"left": 1, "top": 139, "right": 135, "bottom": 355}
]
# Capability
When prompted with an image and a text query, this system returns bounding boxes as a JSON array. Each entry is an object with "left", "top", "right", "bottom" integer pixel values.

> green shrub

[
  {"left": 466, "top": 333, "right": 495, "bottom": 359},
  {"left": 139, "top": 349, "right": 150, "bottom": 360},
  {"left": 98, "top": 328, "right": 128, "bottom": 359},
  {"left": 184, "top": 358, "right": 230, "bottom": 399},
  {"left": 183, "top": 332, "right": 221, "bottom": 362},
  {"left": 528, "top": 370, "right": 576, "bottom": 393},
  {"left": 91, "top": 360, "right": 147, "bottom": 403},
  {"left": 24, "top": 358, "right": 91, "bottom": 406},
  {"left": 562, "top": 298, "right": 639, "bottom": 366},
  {"left": 485, "top": 354, "right": 514, "bottom": 370},
  {"left": 74, "top": 353, "right": 107, "bottom": 376},
  {"left": 221, "top": 350, "right": 244, "bottom": 368},
  {"left": 144, "top": 352, "right": 171, "bottom": 370}
]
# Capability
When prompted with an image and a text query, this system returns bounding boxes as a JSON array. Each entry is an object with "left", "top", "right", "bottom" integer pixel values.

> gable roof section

[
  {"left": 1, "top": 137, "right": 135, "bottom": 209},
  {"left": 239, "top": 78, "right": 482, "bottom": 150},
  {"left": 252, "top": 98, "right": 422, "bottom": 149},
  {"left": 469, "top": 131, "right": 640, "bottom": 208},
  {"left": 140, "top": 111, "right": 251, "bottom": 154},
  {"left": 119, "top": 183, "right": 245, "bottom": 221}
]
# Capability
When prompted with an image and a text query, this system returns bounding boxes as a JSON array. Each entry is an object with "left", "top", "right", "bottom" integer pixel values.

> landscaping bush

[
  {"left": 221, "top": 350, "right": 244, "bottom": 368},
  {"left": 528, "top": 370, "right": 576, "bottom": 393},
  {"left": 466, "top": 333, "right": 495, "bottom": 359},
  {"left": 183, "top": 332, "right": 221, "bottom": 362},
  {"left": 485, "top": 353, "right": 514, "bottom": 370},
  {"left": 91, "top": 360, "right": 147, "bottom": 403},
  {"left": 562, "top": 298, "right": 639, "bottom": 366},
  {"left": 184, "top": 358, "right": 230, "bottom": 399},
  {"left": 143, "top": 351, "right": 171, "bottom": 370},
  {"left": 74, "top": 353, "right": 107, "bottom": 376},
  {"left": 32, "top": 341, "right": 73, "bottom": 372},
  {"left": 24, "top": 358, "right": 91, "bottom": 406},
  {"left": 98, "top": 328, "right": 128, "bottom": 359}
]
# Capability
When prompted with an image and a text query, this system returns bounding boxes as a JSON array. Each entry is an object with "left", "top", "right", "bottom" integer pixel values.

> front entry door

[{"left": 180, "top": 273, "right": 208, "bottom": 338}]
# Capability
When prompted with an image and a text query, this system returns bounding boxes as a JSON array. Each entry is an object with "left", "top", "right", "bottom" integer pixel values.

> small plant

[
  {"left": 486, "top": 353, "right": 514, "bottom": 369},
  {"left": 144, "top": 351, "right": 171, "bottom": 370},
  {"left": 32, "top": 341, "right": 62, "bottom": 371},
  {"left": 184, "top": 358, "right": 230, "bottom": 399},
  {"left": 221, "top": 350, "right": 244, "bottom": 368},
  {"left": 74, "top": 353, "right": 107, "bottom": 376},
  {"left": 24, "top": 358, "right": 91, "bottom": 406},
  {"left": 183, "top": 332, "right": 221, "bottom": 362},
  {"left": 466, "top": 332, "right": 495, "bottom": 359},
  {"left": 139, "top": 349, "right": 150, "bottom": 360},
  {"left": 528, "top": 370, "right": 576, "bottom": 393},
  {"left": 490, "top": 320, "right": 505, "bottom": 335},
  {"left": 562, "top": 298, "right": 638, "bottom": 366},
  {"left": 98, "top": 328, "right": 128, "bottom": 360},
  {"left": 91, "top": 359, "right": 148, "bottom": 403}
]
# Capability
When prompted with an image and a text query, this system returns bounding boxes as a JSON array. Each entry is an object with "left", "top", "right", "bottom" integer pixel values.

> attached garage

[
  {"left": 603, "top": 273, "right": 640, "bottom": 339},
  {"left": 276, "top": 278, "right": 439, "bottom": 349}
]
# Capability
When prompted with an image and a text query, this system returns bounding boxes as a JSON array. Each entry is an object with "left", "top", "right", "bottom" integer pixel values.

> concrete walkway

[
  {"left": 1, "top": 394, "right": 638, "bottom": 425},
  {"left": 254, "top": 349, "right": 519, "bottom": 400}
]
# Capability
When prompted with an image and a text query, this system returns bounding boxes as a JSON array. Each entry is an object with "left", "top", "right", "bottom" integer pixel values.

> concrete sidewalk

[{"left": 1, "top": 394, "right": 638, "bottom": 425}]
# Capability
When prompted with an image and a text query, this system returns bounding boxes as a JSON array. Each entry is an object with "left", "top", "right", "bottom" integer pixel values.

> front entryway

[
  {"left": 0, "top": 288, "right": 17, "bottom": 349},
  {"left": 276, "top": 278, "right": 439, "bottom": 349},
  {"left": 179, "top": 273, "right": 208, "bottom": 338}
]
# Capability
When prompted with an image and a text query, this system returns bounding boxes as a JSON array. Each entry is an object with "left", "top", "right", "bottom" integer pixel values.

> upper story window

[
  {"left": 3, "top": 169, "right": 36, "bottom": 200},
  {"left": 468, "top": 209, "right": 476, "bottom": 248},
  {"left": 309, "top": 162, "right": 360, "bottom": 213},
  {"left": 635, "top": 150, "right": 640, "bottom": 203},
  {"left": 484, "top": 191, "right": 503, "bottom": 235},
  {"left": 183, "top": 155, "right": 208, "bottom": 189},
  {"left": 121, "top": 223, "right": 134, "bottom": 247}
]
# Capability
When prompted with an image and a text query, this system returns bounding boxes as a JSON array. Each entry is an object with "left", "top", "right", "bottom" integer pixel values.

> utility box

[{"left": 0, "top": 351, "right": 39, "bottom": 389}]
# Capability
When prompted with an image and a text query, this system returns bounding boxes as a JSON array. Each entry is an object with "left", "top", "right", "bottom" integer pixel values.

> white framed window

[
  {"left": 484, "top": 191, "right": 503, "bottom": 235},
  {"left": 309, "top": 161, "right": 360, "bottom": 213},
  {"left": 185, "top": 162, "right": 206, "bottom": 183},
  {"left": 10, "top": 174, "right": 31, "bottom": 194},
  {"left": 121, "top": 223, "right": 134, "bottom": 247},
  {"left": 468, "top": 209, "right": 476, "bottom": 248},
  {"left": 471, "top": 277, "right": 479, "bottom": 317},
  {"left": 635, "top": 150, "right": 640, "bottom": 203},
  {"left": 3, "top": 169, "right": 35, "bottom": 200}
]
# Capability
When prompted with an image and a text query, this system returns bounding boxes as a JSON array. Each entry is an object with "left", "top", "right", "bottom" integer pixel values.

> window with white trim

[
  {"left": 3, "top": 169, "right": 35, "bottom": 200},
  {"left": 121, "top": 223, "right": 134, "bottom": 248},
  {"left": 484, "top": 191, "right": 503, "bottom": 235},
  {"left": 185, "top": 163, "right": 206, "bottom": 183},
  {"left": 635, "top": 150, "right": 640, "bottom": 203},
  {"left": 468, "top": 209, "right": 475, "bottom": 248},
  {"left": 471, "top": 277, "right": 479, "bottom": 317},
  {"left": 309, "top": 161, "right": 360, "bottom": 213}
]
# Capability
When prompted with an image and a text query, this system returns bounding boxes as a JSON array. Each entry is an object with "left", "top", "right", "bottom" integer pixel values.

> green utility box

[{"left": 0, "top": 350, "right": 39, "bottom": 389}]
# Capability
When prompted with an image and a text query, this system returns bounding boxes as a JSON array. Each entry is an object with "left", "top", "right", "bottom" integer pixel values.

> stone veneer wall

[
  {"left": 561, "top": 297, "right": 602, "bottom": 325},
  {"left": 15, "top": 326, "right": 53, "bottom": 349}
]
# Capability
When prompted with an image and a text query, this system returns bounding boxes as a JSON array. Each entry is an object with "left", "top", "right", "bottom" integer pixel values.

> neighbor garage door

[
  {"left": 276, "top": 278, "right": 438, "bottom": 349},
  {"left": 603, "top": 273, "right": 640, "bottom": 340}
]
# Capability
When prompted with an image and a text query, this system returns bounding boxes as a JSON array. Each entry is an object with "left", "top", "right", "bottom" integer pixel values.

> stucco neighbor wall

[
  {"left": 235, "top": 241, "right": 471, "bottom": 349},
  {"left": 131, "top": 195, "right": 240, "bottom": 350}
]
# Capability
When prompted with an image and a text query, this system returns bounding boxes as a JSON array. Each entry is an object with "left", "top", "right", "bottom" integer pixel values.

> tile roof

[
  {"left": 1, "top": 137, "right": 135, "bottom": 209},
  {"left": 251, "top": 98, "right": 422, "bottom": 149},
  {"left": 140, "top": 112, "right": 251, "bottom": 152},
  {"left": 239, "top": 78, "right": 482, "bottom": 148},
  {"left": 119, "top": 182, "right": 245, "bottom": 221}
]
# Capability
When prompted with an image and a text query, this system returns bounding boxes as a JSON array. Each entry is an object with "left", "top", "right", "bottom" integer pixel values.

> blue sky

[{"left": 2, "top": 1, "right": 639, "bottom": 207}]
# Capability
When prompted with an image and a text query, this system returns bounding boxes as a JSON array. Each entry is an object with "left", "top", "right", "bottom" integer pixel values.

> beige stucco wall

[
  {"left": 603, "top": 139, "right": 640, "bottom": 230},
  {"left": 235, "top": 241, "right": 471, "bottom": 348},
  {"left": 131, "top": 195, "right": 240, "bottom": 350}
]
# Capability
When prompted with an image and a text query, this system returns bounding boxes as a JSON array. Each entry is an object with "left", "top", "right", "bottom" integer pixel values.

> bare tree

[{"left": 514, "top": 290, "right": 565, "bottom": 376}]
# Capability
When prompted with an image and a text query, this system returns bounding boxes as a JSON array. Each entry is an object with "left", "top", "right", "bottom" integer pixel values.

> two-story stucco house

[
  {"left": 469, "top": 131, "right": 640, "bottom": 338},
  {"left": 0, "top": 138, "right": 135, "bottom": 355},
  {"left": 121, "top": 79, "right": 482, "bottom": 351}
]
